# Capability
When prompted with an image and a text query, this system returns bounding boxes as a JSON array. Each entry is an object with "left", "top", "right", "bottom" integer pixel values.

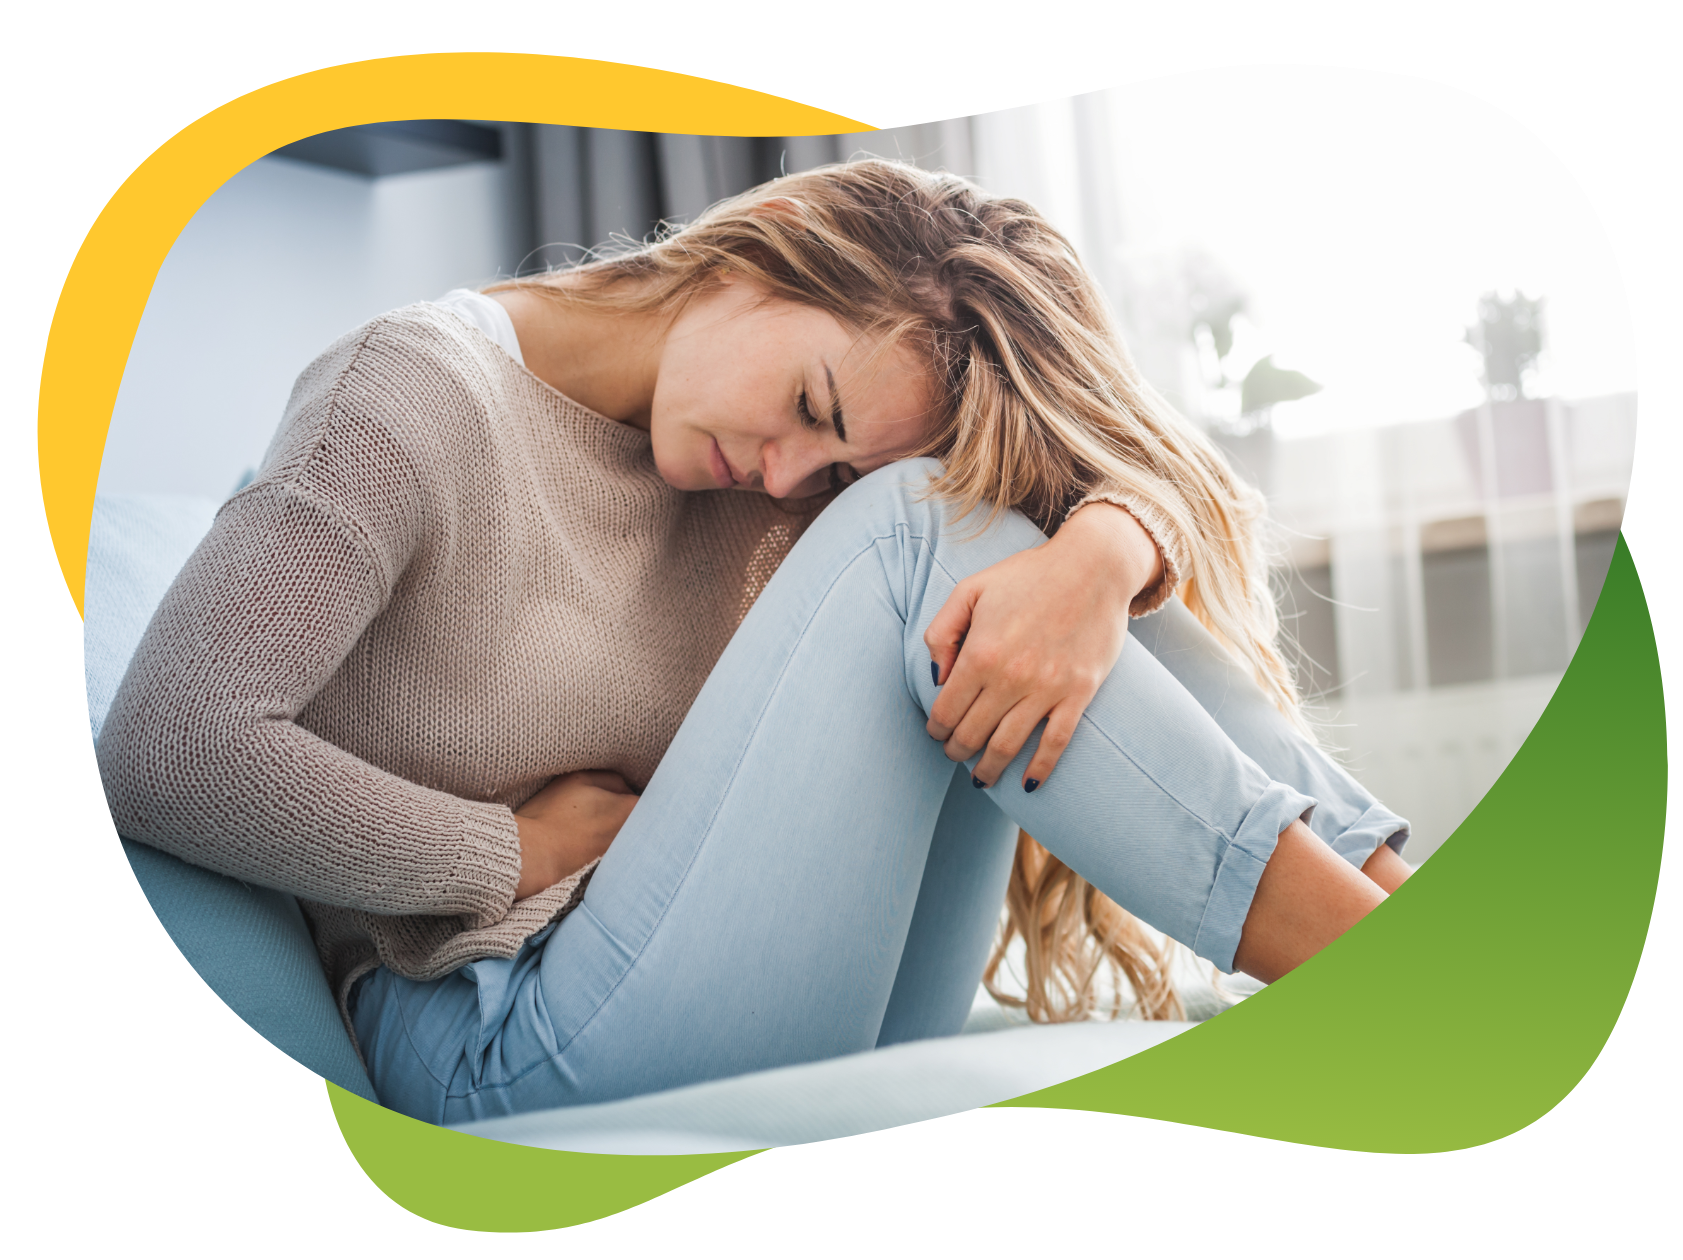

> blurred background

[{"left": 98, "top": 69, "right": 1635, "bottom": 868}]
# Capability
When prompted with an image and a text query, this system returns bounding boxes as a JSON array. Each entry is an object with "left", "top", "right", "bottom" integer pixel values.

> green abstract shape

[
  {"left": 995, "top": 536, "right": 1665, "bottom": 1152},
  {"left": 328, "top": 1083, "right": 760, "bottom": 1231}
]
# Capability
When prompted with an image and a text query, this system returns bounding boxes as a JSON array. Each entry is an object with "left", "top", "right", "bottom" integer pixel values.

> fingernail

[
  {"left": 1024, "top": 777, "right": 1041, "bottom": 794},
  {"left": 931, "top": 661, "right": 940, "bottom": 685},
  {"left": 972, "top": 775, "right": 986, "bottom": 789}
]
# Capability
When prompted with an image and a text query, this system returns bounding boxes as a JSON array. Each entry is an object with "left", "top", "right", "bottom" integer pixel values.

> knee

[
  {"left": 818, "top": 457, "right": 947, "bottom": 531},
  {"left": 821, "top": 457, "right": 1049, "bottom": 562},
  {"left": 848, "top": 457, "right": 945, "bottom": 502}
]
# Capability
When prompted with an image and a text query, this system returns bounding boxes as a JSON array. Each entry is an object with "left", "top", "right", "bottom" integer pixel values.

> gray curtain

[{"left": 522, "top": 120, "right": 976, "bottom": 272}]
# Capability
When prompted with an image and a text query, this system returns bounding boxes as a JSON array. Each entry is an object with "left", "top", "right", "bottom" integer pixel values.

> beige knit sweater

[{"left": 98, "top": 302, "right": 1187, "bottom": 1008}]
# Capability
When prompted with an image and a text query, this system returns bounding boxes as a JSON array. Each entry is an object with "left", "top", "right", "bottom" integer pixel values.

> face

[{"left": 647, "top": 279, "right": 936, "bottom": 498}]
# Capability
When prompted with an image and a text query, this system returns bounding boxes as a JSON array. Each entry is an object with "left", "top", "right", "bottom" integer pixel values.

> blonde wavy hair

[{"left": 493, "top": 158, "right": 1299, "bottom": 1021}]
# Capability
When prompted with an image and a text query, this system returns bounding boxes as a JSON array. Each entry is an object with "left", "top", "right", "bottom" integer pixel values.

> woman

[{"left": 98, "top": 160, "right": 1410, "bottom": 1125}]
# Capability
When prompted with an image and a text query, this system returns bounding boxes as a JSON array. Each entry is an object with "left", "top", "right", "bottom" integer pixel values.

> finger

[
  {"left": 926, "top": 640, "right": 990, "bottom": 741},
  {"left": 970, "top": 696, "right": 1051, "bottom": 786},
  {"left": 516, "top": 775, "right": 574, "bottom": 812},
  {"left": 570, "top": 769, "right": 633, "bottom": 793},
  {"left": 943, "top": 682, "right": 1020, "bottom": 766},
  {"left": 1021, "top": 697, "right": 1085, "bottom": 792},
  {"left": 923, "top": 579, "right": 980, "bottom": 687}
]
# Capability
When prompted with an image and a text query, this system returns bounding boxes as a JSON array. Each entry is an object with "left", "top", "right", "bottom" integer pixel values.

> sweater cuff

[
  {"left": 450, "top": 800, "right": 523, "bottom": 929},
  {"left": 1065, "top": 489, "right": 1189, "bottom": 618}
]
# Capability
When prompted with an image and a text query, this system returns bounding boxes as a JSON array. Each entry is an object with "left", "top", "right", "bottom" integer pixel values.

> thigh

[{"left": 876, "top": 764, "right": 1019, "bottom": 1047}]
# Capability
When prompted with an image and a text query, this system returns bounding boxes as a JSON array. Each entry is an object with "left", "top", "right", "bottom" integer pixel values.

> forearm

[
  {"left": 96, "top": 482, "right": 522, "bottom": 925},
  {"left": 99, "top": 676, "right": 523, "bottom": 923}
]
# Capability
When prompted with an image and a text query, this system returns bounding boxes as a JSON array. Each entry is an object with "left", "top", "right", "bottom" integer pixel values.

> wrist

[
  {"left": 514, "top": 814, "right": 561, "bottom": 901},
  {"left": 1059, "top": 501, "right": 1164, "bottom": 603}
]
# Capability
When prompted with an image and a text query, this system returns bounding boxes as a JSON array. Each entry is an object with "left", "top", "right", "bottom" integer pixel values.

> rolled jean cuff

[
  {"left": 1192, "top": 782, "right": 1318, "bottom": 973},
  {"left": 1327, "top": 802, "right": 1411, "bottom": 869}
]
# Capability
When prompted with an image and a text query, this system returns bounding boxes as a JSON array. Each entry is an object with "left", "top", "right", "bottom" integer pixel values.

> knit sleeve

[
  {"left": 95, "top": 476, "right": 523, "bottom": 928},
  {"left": 1064, "top": 488, "right": 1190, "bottom": 618}
]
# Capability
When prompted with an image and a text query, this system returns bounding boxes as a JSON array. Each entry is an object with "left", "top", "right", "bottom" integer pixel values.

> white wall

[
  {"left": 1318, "top": 674, "right": 1561, "bottom": 865},
  {"left": 97, "top": 145, "right": 531, "bottom": 501}
]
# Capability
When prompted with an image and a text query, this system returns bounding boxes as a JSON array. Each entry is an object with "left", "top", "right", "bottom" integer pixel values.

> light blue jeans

[{"left": 353, "top": 459, "right": 1408, "bottom": 1123}]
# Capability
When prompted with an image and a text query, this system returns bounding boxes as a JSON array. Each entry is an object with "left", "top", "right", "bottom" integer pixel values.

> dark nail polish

[
  {"left": 931, "top": 661, "right": 940, "bottom": 685},
  {"left": 971, "top": 775, "right": 986, "bottom": 789},
  {"left": 1024, "top": 777, "right": 1041, "bottom": 794}
]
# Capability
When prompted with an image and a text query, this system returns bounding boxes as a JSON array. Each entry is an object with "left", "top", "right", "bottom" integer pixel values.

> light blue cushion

[{"left": 87, "top": 493, "right": 377, "bottom": 1103}]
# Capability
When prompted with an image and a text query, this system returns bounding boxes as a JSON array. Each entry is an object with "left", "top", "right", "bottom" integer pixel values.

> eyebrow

[{"left": 824, "top": 364, "right": 848, "bottom": 444}]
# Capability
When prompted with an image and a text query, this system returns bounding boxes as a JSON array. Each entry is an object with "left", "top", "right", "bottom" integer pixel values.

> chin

[
  {"left": 645, "top": 428, "right": 710, "bottom": 492},
  {"left": 654, "top": 463, "right": 701, "bottom": 492},
  {"left": 646, "top": 439, "right": 689, "bottom": 490}
]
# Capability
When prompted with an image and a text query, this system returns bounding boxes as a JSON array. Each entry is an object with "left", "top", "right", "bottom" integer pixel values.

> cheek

[{"left": 644, "top": 398, "right": 712, "bottom": 491}]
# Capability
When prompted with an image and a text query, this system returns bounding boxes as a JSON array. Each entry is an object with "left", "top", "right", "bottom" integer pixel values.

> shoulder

[
  {"left": 341, "top": 302, "right": 509, "bottom": 401},
  {"left": 239, "top": 304, "right": 533, "bottom": 554},
  {"left": 290, "top": 303, "right": 513, "bottom": 409},
  {"left": 267, "top": 305, "right": 518, "bottom": 477}
]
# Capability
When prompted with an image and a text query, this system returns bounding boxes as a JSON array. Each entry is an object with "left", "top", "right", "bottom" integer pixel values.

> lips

[{"left": 708, "top": 437, "right": 738, "bottom": 489}]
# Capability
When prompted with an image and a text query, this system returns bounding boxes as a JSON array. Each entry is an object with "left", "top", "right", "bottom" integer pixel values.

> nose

[{"left": 758, "top": 436, "right": 829, "bottom": 499}]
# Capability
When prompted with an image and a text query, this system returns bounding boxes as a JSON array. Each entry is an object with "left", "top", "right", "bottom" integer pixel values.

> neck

[{"left": 492, "top": 278, "right": 665, "bottom": 430}]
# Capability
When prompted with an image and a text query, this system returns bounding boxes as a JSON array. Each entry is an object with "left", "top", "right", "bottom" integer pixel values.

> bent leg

[
  {"left": 874, "top": 765, "right": 1018, "bottom": 1047},
  {"left": 357, "top": 460, "right": 1330, "bottom": 1122},
  {"left": 878, "top": 596, "right": 1419, "bottom": 1046},
  {"left": 1132, "top": 601, "right": 1411, "bottom": 868}
]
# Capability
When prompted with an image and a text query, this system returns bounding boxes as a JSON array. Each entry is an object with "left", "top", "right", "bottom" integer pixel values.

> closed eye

[
  {"left": 797, "top": 389, "right": 821, "bottom": 431},
  {"left": 799, "top": 390, "right": 860, "bottom": 491}
]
